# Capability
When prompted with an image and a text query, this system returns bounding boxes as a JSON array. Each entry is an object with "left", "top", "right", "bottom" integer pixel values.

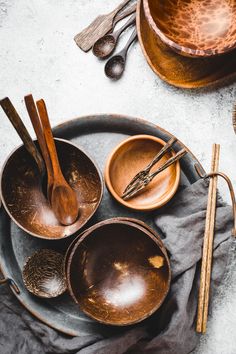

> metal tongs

[{"left": 122, "top": 137, "right": 187, "bottom": 200}]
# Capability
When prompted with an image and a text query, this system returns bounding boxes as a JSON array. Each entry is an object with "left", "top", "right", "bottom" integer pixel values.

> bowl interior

[
  {"left": 147, "top": 0, "right": 236, "bottom": 55},
  {"left": 1, "top": 139, "right": 103, "bottom": 239},
  {"left": 68, "top": 222, "right": 170, "bottom": 325},
  {"left": 106, "top": 136, "right": 179, "bottom": 210}
]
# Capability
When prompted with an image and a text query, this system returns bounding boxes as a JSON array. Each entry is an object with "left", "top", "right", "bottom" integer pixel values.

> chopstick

[{"left": 196, "top": 143, "right": 220, "bottom": 333}]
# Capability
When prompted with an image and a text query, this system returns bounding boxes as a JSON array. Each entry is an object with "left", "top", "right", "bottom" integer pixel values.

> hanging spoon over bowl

[
  {"left": 36, "top": 99, "right": 80, "bottom": 226},
  {"left": 105, "top": 28, "right": 137, "bottom": 80},
  {"left": 92, "top": 13, "right": 136, "bottom": 59}
]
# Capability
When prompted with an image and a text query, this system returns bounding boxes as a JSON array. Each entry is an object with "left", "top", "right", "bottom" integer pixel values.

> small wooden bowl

[
  {"left": 143, "top": 0, "right": 236, "bottom": 57},
  {"left": 0, "top": 138, "right": 103, "bottom": 240},
  {"left": 22, "top": 249, "right": 67, "bottom": 298},
  {"left": 66, "top": 219, "right": 171, "bottom": 326},
  {"left": 105, "top": 135, "right": 180, "bottom": 211}
]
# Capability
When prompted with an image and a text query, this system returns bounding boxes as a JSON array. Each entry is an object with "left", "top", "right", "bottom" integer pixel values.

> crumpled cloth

[{"left": 0, "top": 179, "right": 233, "bottom": 354}]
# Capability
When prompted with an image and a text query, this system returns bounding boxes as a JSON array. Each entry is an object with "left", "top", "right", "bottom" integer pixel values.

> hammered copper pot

[{"left": 66, "top": 218, "right": 171, "bottom": 326}]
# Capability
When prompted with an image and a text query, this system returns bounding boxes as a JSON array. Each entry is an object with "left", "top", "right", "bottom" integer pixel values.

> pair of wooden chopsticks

[{"left": 196, "top": 144, "right": 220, "bottom": 333}]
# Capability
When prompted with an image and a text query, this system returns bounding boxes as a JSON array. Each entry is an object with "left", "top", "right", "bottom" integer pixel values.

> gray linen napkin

[{"left": 0, "top": 179, "right": 233, "bottom": 354}]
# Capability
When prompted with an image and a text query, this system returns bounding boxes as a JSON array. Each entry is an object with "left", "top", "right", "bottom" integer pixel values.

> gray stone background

[{"left": 0, "top": 1, "right": 236, "bottom": 353}]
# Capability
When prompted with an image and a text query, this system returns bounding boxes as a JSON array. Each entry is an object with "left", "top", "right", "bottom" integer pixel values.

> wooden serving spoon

[
  {"left": 24, "top": 94, "right": 54, "bottom": 202},
  {"left": 36, "top": 99, "right": 79, "bottom": 226}
]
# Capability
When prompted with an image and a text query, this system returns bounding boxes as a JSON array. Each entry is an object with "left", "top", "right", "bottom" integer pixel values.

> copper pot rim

[
  {"left": 105, "top": 134, "right": 181, "bottom": 211},
  {"left": 0, "top": 137, "right": 104, "bottom": 240},
  {"left": 66, "top": 217, "right": 171, "bottom": 326},
  {"left": 143, "top": 0, "right": 236, "bottom": 58}
]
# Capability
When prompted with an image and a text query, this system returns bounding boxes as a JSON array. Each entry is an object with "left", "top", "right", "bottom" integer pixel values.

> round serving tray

[{"left": 0, "top": 114, "right": 202, "bottom": 336}]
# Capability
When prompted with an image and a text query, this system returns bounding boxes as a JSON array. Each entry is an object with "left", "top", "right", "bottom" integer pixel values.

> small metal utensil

[
  {"left": 0, "top": 97, "right": 45, "bottom": 176},
  {"left": 122, "top": 148, "right": 187, "bottom": 200},
  {"left": 104, "top": 28, "right": 137, "bottom": 79},
  {"left": 22, "top": 249, "right": 66, "bottom": 298},
  {"left": 93, "top": 13, "right": 136, "bottom": 58},
  {"left": 74, "top": 0, "right": 135, "bottom": 52}
]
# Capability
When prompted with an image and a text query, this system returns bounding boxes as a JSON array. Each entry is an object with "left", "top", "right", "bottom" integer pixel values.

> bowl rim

[
  {"left": 104, "top": 134, "right": 181, "bottom": 211},
  {"left": 0, "top": 137, "right": 104, "bottom": 240},
  {"left": 66, "top": 218, "right": 171, "bottom": 326},
  {"left": 143, "top": 0, "right": 236, "bottom": 57}
]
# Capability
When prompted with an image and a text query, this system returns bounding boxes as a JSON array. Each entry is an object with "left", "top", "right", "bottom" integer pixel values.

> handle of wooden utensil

[
  {"left": 146, "top": 137, "right": 177, "bottom": 172},
  {"left": 112, "top": 0, "right": 133, "bottom": 16},
  {"left": 113, "top": 2, "right": 136, "bottom": 26},
  {"left": 114, "top": 13, "right": 136, "bottom": 37},
  {"left": 0, "top": 277, "right": 20, "bottom": 294},
  {"left": 36, "top": 99, "right": 62, "bottom": 179},
  {"left": 0, "top": 97, "right": 45, "bottom": 176},
  {"left": 122, "top": 28, "right": 137, "bottom": 55},
  {"left": 150, "top": 148, "right": 187, "bottom": 180},
  {"left": 24, "top": 95, "right": 54, "bottom": 199}
]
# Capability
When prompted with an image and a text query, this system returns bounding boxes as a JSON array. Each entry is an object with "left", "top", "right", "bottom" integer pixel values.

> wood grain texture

[
  {"left": 36, "top": 99, "right": 79, "bottom": 226},
  {"left": 24, "top": 94, "right": 54, "bottom": 202},
  {"left": 0, "top": 97, "right": 45, "bottom": 175},
  {"left": 136, "top": 0, "right": 236, "bottom": 89},
  {"left": 196, "top": 144, "right": 220, "bottom": 334},
  {"left": 74, "top": 0, "right": 135, "bottom": 52}
]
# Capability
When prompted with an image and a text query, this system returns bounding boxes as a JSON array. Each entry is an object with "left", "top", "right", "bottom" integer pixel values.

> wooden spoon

[
  {"left": 0, "top": 97, "right": 45, "bottom": 176},
  {"left": 92, "top": 13, "right": 136, "bottom": 59},
  {"left": 104, "top": 28, "right": 137, "bottom": 79},
  {"left": 36, "top": 99, "right": 79, "bottom": 226},
  {"left": 24, "top": 94, "right": 54, "bottom": 202}
]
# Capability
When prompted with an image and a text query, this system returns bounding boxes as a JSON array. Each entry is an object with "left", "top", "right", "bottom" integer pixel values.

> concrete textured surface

[{"left": 0, "top": 1, "right": 236, "bottom": 353}]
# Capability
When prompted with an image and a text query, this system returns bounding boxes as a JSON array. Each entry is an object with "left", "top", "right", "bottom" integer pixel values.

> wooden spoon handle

[
  {"left": 112, "top": 0, "right": 132, "bottom": 16},
  {"left": 24, "top": 95, "right": 54, "bottom": 199},
  {"left": 36, "top": 99, "right": 62, "bottom": 179},
  {"left": 0, "top": 97, "right": 45, "bottom": 175}
]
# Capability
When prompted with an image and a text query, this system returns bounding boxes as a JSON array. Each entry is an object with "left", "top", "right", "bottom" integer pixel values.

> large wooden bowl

[
  {"left": 143, "top": 0, "right": 236, "bottom": 57},
  {"left": 66, "top": 219, "right": 171, "bottom": 326},
  {"left": 0, "top": 138, "right": 103, "bottom": 240}
]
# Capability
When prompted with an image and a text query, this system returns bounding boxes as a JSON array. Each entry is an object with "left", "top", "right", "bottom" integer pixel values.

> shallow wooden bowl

[
  {"left": 144, "top": 0, "right": 236, "bottom": 57},
  {"left": 0, "top": 138, "right": 103, "bottom": 240},
  {"left": 66, "top": 219, "right": 171, "bottom": 326},
  {"left": 105, "top": 135, "right": 180, "bottom": 211}
]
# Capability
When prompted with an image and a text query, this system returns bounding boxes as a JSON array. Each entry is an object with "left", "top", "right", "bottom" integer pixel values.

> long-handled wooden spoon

[
  {"left": 0, "top": 97, "right": 45, "bottom": 176},
  {"left": 36, "top": 99, "right": 79, "bottom": 226},
  {"left": 24, "top": 94, "right": 54, "bottom": 202}
]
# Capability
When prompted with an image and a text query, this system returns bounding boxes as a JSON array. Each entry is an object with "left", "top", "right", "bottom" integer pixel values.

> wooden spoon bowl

[
  {"left": 66, "top": 219, "right": 171, "bottom": 326},
  {"left": 105, "top": 135, "right": 180, "bottom": 211},
  {"left": 144, "top": 0, "right": 236, "bottom": 57},
  {"left": 0, "top": 138, "right": 103, "bottom": 240}
]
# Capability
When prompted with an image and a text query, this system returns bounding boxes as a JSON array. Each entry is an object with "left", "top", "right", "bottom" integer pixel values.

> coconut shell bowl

[
  {"left": 143, "top": 0, "right": 236, "bottom": 57},
  {"left": 0, "top": 138, "right": 103, "bottom": 240},
  {"left": 105, "top": 135, "right": 180, "bottom": 211},
  {"left": 66, "top": 218, "right": 171, "bottom": 326}
]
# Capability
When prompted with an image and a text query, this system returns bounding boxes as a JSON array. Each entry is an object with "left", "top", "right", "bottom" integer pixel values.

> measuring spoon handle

[{"left": 0, "top": 97, "right": 45, "bottom": 175}]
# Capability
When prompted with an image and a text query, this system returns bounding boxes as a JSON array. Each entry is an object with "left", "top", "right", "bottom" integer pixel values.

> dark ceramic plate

[{"left": 0, "top": 114, "right": 202, "bottom": 336}]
